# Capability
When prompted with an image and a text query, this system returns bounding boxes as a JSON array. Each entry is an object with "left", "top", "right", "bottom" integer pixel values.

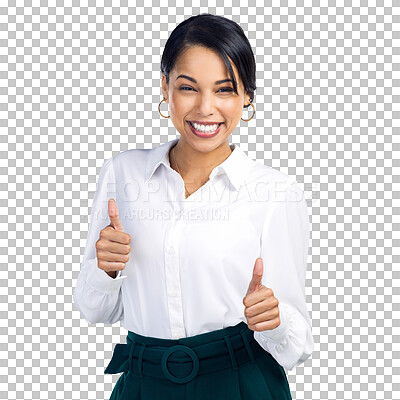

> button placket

[
  {"left": 164, "top": 213, "right": 186, "bottom": 339},
  {"left": 167, "top": 246, "right": 175, "bottom": 254}
]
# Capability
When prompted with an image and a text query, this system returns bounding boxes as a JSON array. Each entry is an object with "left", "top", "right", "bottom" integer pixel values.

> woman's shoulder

[
  {"left": 242, "top": 160, "right": 306, "bottom": 205},
  {"left": 112, "top": 140, "right": 173, "bottom": 166},
  {"left": 111, "top": 145, "right": 159, "bottom": 174},
  {"left": 112, "top": 147, "right": 152, "bottom": 164},
  {"left": 249, "top": 159, "right": 297, "bottom": 188},
  {"left": 101, "top": 148, "right": 153, "bottom": 185}
]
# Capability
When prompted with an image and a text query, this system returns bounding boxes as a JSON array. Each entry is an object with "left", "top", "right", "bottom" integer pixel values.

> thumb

[
  {"left": 108, "top": 198, "right": 124, "bottom": 232},
  {"left": 246, "top": 257, "right": 264, "bottom": 296}
]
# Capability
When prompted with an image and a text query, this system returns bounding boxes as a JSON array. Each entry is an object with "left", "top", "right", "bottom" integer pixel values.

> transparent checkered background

[{"left": 2, "top": 1, "right": 399, "bottom": 399}]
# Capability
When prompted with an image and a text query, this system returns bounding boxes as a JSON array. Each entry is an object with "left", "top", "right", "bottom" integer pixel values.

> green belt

[{"left": 104, "top": 321, "right": 274, "bottom": 384}]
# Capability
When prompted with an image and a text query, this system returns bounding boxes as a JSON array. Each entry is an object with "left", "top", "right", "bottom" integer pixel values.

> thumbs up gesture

[
  {"left": 243, "top": 258, "right": 281, "bottom": 332},
  {"left": 95, "top": 198, "right": 131, "bottom": 279}
]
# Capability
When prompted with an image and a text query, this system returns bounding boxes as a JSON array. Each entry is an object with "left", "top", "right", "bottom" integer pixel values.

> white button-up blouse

[{"left": 73, "top": 138, "right": 314, "bottom": 371}]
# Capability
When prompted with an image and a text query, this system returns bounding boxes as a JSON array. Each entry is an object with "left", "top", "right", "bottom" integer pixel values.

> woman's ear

[
  {"left": 246, "top": 90, "right": 252, "bottom": 105},
  {"left": 161, "top": 74, "right": 169, "bottom": 101}
]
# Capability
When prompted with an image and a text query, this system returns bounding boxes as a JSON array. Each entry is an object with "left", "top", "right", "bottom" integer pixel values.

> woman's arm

[
  {"left": 253, "top": 179, "right": 314, "bottom": 371},
  {"left": 73, "top": 157, "right": 127, "bottom": 324}
]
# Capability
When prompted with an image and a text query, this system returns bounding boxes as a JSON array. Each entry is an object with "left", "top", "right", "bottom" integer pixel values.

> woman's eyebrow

[{"left": 176, "top": 75, "right": 232, "bottom": 85}]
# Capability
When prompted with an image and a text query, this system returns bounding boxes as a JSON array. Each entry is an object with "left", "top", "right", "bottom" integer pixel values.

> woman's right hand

[{"left": 96, "top": 198, "right": 131, "bottom": 279}]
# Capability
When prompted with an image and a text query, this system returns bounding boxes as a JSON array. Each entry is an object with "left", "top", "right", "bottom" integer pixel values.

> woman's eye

[
  {"left": 178, "top": 86, "right": 233, "bottom": 93},
  {"left": 218, "top": 87, "right": 233, "bottom": 93}
]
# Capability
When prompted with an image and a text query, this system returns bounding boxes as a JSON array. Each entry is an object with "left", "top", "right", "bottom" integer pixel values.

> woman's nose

[{"left": 195, "top": 92, "right": 216, "bottom": 115}]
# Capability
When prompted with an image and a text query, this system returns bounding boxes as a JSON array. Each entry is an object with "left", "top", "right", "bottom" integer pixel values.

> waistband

[
  {"left": 128, "top": 320, "right": 251, "bottom": 348},
  {"left": 104, "top": 321, "right": 270, "bottom": 384}
]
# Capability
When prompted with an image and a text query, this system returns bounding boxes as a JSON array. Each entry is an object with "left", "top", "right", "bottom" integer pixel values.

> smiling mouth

[
  {"left": 187, "top": 121, "right": 224, "bottom": 137},
  {"left": 187, "top": 121, "right": 224, "bottom": 129},
  {"left": 188, "top": 121, "right": 224, "bottom": 125}
]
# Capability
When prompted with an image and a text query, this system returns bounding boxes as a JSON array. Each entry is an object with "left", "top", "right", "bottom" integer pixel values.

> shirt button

[
  {"left": 168, "top": 290, "right": 179, "bottom": 297},
  {"left": 168, "top": 246, "right": 175, "bottom": 254}
]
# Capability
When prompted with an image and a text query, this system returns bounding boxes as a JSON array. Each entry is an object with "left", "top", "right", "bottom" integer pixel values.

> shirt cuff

[
  {"left": 85, "top": 258, "right": 127, "bottom": 293},
  {"left": 253, "top": 302, "right": 290, "bottom": 345}
]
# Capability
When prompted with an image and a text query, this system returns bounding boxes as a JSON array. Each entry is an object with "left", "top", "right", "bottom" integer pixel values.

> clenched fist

[{"left": 95, "top": 198, "right": 131, "bottom": 279}]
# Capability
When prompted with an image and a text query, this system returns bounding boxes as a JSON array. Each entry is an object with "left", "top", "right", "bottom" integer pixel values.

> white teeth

[{"left": 190, "top": 122, "right": 221, "bottom": 133}]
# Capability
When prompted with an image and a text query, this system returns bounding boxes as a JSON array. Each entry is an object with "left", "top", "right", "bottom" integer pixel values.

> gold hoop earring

[
  {"left": 158, "top": 98, "right": 170, "bottom": 118},
  {"left": 241, "top": 102, "right": 255, "bottom": 121}
]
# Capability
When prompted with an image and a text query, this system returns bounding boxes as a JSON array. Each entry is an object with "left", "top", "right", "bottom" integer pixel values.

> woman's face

[{"left": 161, "top": 46, "right": 251, "bottom": 153}]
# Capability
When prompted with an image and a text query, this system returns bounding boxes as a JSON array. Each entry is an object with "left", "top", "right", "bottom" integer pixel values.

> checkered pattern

[{"left": 2, "top": 2, "right": 398, "bottom": 400}]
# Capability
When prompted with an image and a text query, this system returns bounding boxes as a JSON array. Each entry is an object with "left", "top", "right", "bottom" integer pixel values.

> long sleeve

[
  {"left": 253, "top": 179, "right": 314, "bottom": 371},
  {"left": 73, "top": 156, "right": 127, "bottom": 325}
]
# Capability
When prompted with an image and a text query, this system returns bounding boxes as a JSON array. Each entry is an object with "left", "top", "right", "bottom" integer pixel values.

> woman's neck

[{"left": 170, "top": 139, "right": 233, "bottom": 180}]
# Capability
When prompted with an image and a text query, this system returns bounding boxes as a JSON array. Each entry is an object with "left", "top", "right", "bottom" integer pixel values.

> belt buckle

[{"left": 161, "top": 345, "right": 199, "bottom": 384}]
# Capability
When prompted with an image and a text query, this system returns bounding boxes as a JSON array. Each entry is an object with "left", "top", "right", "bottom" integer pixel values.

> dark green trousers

[{"left": 104, "top": 321, "right": 292, "bottom": 399}]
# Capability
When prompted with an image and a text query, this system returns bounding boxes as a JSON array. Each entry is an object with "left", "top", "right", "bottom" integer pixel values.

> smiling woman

[
  {"left": 158, "top": 14, "right": 257, "bottom": 200},
  {"left": 169, "top": 53, "right": 243, "bottom": 141},
  {"left": 74, "top": 12, "right": 313, "bottom": 400}
]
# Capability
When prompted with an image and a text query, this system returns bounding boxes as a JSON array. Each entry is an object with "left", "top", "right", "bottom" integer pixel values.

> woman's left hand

[{"left": 243, "top": 257, "right": 281, "bottom": 332}]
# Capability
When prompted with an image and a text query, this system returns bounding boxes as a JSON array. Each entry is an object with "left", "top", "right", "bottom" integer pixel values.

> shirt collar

[{"left": 144, "top": 138, "right": 254, "bottom": 192}]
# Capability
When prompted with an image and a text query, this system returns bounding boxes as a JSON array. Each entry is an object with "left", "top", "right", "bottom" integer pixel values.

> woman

[{"left": 73, "top": 13, "right": 314, "bottom": 400}]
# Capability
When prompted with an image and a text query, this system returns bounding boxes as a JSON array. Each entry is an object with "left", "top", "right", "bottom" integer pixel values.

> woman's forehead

[{"left": 171, "top": 48, "right": 241, "bottom": 87}]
